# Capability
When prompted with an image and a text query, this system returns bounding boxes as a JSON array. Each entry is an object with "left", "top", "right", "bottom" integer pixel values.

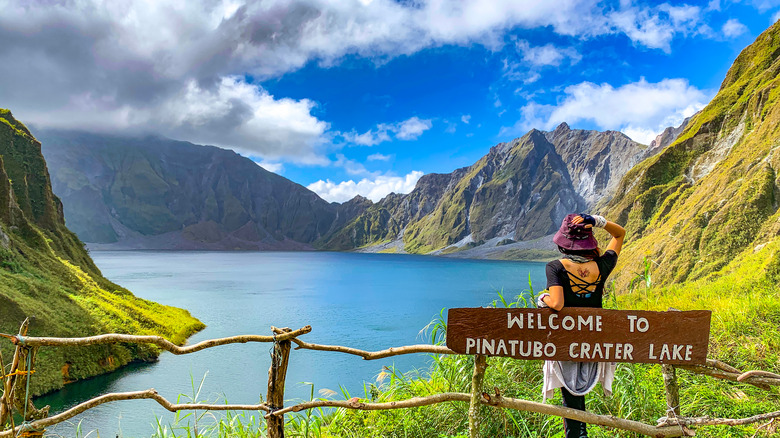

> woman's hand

[
  {"left": 571, "top": 214, "right": 593, "bottom": 229},
  {"left": 572, "top": 212, "right": 626, "bottom": 255}
]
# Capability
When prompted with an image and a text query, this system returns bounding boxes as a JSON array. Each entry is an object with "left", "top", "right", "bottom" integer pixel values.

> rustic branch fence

[{"left": 2, "top": 318, "right": 780, "bottom": 438}]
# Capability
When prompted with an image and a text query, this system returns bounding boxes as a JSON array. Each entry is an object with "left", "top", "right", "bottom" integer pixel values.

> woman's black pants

[{"left": 561, "top": 388, "right": 587, "bottom": 438}]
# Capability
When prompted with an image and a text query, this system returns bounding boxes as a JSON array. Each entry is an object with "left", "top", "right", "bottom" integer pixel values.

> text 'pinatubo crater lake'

[{"left": 37, "top": 251, "right": 546, "bottom": 437}]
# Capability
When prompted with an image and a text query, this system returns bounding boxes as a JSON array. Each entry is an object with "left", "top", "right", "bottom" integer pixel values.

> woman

[{"left": 536, "top": 213, "right": 625, "bottom": 438}]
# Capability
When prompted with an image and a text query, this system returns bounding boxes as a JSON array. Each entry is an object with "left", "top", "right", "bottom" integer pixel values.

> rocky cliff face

[
  {"left": 546, "top": 122, "right": 661, "bottom": 207},
  {"left": 648, "top": 117, "right": 691, "bottom": 151},
  {"left": 40, "top": 131, "right": 367, "bottom": 250},
  {"left": 318, "top": 124, "right": 665, "bottom": 255},
  {"left": 603, "top": 20, "right": 780, "bottom": 289},
  {"left": 0, "top": 110, "right": 203, "bottom": 395}
]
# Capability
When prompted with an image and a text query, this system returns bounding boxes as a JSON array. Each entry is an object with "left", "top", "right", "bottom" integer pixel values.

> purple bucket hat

[{"left": 553, "top": 214, "right": 598, "bottom": 251}]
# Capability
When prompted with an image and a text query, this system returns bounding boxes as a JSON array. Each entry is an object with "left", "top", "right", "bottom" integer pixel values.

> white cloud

[
  {"left": 444, "top": 120, "right": 458, "bottom": 134},
  {"left": 367, "top": 153, "right": 392, "bottom": 161},
  {"left": 608, "top": 4, "right": 703, "bottom": 52},
  {"left": 257, "top": 161, "right": 285, "bottom": 174},
  {"left": 747, "top": 0, "right": 780, "bottom": 12},
  {"left": 155, "top": 77, "right": 329, "bottom": 161},
  {"left": 333, "top": 154, "right": 371, "bottom": 176},
  {"left": 515, "top": 40, "right": 582, "bottom": 67},
  {"left": 342, "top": 116, "right": 432, "bottom": 145},
  {"left": 507, "top": 78, "right": 710, "bottom": 144},
  {"left": 343, "top": 129, "right": 392, "bottom": 146},
  {"left": 461, "top": 115, "right": 471, "bottom": 124},
  {"left": 722, "top": 19, "right": 748, "bottom": 37},
  {"left": 621, "top": 127, "right": 660, "bottom": 145},
  {"left": 308, "top": 171, "right": 424, "bottom": 203},
  {"left": 503, "top": 40, "right": 580, "bottom": 84},
  {"left": 773, "top": 10, "right": 780, "bottom": 23},
  {"left": 395, "top": 117, "right": 433, "bottom": 140},
  {"left": 661, "top": 4, "right": 702, "bottom": 27},
  {"left": 26, "top": 76, "right": 329, "bottom": 164}
]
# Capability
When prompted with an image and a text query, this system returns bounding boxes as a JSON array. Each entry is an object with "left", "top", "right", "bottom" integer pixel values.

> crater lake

[{"left": 37, "top": 251, "right": 547, "bottom": 436}]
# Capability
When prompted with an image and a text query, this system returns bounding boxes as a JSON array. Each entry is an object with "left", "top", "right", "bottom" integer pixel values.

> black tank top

[{"left": 545, "top": 250, "right": 619, "bottom": 308}]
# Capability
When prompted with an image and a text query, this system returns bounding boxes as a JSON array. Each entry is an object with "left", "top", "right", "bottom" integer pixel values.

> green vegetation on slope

[
  {"left": 319, "top": 124, "right": 647, "bottom": 256},
  {"left": 136, "top": 266, "right": 780, "bottom": 438},
  {"left": 604, "top": 20, "right": 780, "bottom": 290},
  {"left": 0, "top": 110, "right": 204, "bottom": 396},
  {"left": 315, "top": 195, "right": 403, "bottom": 250}
]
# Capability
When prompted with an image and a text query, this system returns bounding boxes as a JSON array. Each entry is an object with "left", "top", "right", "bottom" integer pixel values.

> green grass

[
  {"left": 0, "top": 228, "right": 204, "bottom": 395},
  {"left": 11, "top": 20, "right": 780, "bottom": 437},
  {"left": 67, "top": 246, "right": 778, "bottom": 438},
  {"left": 306, "top": 253, "right": 780, "bottom": 438},
  {"left": 313, "top": 280, "right": 780, "bottom": 438}
]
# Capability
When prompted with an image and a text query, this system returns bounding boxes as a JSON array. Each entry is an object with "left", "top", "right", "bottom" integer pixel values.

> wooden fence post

[
  {"left": 267, "top": 327, "right": 292, "bottom": 438},
  {"left": 0, "top": 319, "right": 29, "bottom": 427},
  {"left": 468, "top": 355, "right": 488, "bottom": 438},
  {"left": 662, "top": 364, "right": 680, "bottom": 417}
]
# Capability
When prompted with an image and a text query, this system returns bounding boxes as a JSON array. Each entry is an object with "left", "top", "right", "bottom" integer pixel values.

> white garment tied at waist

[{"left": 542, "top": 360, "right": 616, "bottom": 401}]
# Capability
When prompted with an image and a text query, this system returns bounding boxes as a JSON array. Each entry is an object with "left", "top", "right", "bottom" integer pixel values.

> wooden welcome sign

[{"left": 446, "top": 308, "right": 711, "bottom": 365}]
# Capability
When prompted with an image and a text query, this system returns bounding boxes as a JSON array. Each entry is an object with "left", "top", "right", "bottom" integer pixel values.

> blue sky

[{"left": 2, "top": 1, "right": 780, "bottom": 202}]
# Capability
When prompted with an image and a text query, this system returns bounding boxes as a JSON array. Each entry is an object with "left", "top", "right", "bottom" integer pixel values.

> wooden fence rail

[{"left": 2, "top": 319, "right": 780, "bottom": 438}]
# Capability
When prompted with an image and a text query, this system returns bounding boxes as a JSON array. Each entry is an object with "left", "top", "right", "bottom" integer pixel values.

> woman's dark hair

[{"left": 558, "top": 246, "right": 600, "bottom": 259}]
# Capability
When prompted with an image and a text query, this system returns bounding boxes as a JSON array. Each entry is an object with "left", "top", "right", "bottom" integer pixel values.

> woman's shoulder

[
  {"left": 599, "top": 249, "right": 618, "bottom": 259},
  {"left": 545, "top": 259, "right": 565, "bottom": 274},
  {"left": 597, "top": 250, "right": 619, "bottom": 268},
  {"left": 546, "top": 259, "right": 564, "bottom": 267}
]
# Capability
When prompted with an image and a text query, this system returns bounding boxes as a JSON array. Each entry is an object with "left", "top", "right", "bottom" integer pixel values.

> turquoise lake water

[{"left": 36, "top": 251, "right": 546, "bottom": 437}]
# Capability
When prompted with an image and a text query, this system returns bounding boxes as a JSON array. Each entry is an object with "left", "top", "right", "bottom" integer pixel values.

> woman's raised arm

[{"left": 604, "top": 220, "right": 625, "bottom": 255}]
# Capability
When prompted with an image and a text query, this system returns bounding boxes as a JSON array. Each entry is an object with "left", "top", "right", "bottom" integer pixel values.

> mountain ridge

[
  {"left": 317, "top": 122, "right": 676, "bottom": 256},
  {"left": 40, "top": 130, "right": 369, "bottom": 250},
  {"left": 40, "top": 121, "right": 687, "bottom": 258}
]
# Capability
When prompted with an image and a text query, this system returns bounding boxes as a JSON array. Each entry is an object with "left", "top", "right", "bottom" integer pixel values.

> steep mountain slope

[
  {"left": 603, "top": 20, "right": 780, "bottom": 290},
  {"left": 404, "top": 130, "right": 585, "bottom": 253},
  {"left": 40, "top": 131, "right": 365, "bottom": 249},
  {"left": 319, "top": 125, "right": 655, "bottom": 255},
  {"left": 41, "top": 124, "right": 674, "bottom": 257},
  {"left": 0, "top": 110, "right": 203, "bottom": 395},
  {"left": 591, "top": 25, "right": 780, "bottom": 433}
]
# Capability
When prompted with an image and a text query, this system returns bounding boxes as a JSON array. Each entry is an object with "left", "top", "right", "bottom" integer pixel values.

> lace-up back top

[{"left": 545, "top": 250, "right": 619, "bottom": 308}]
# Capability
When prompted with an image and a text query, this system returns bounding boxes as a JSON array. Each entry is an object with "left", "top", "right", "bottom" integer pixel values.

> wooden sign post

[{"left": 447, "top": 308, "right": 711, "bottom": 365}]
